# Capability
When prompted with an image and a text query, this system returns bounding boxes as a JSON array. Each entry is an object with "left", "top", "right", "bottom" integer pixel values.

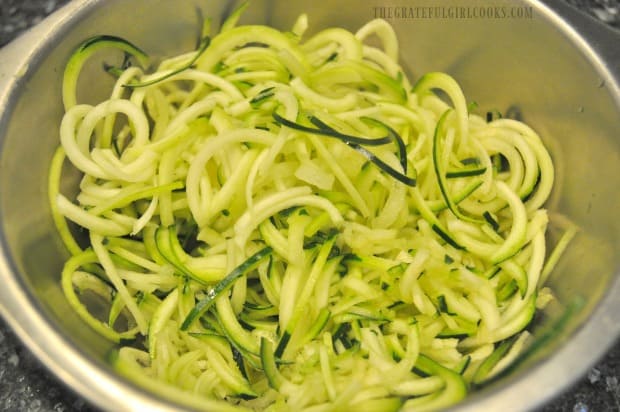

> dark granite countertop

[{"left": 1, "top": 0, "right": 619, "bottom": 411}]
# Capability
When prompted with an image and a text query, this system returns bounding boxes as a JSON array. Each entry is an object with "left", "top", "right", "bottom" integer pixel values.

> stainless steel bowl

[{"left": 0, "top": 1, "right": 618, "bottom": 411}]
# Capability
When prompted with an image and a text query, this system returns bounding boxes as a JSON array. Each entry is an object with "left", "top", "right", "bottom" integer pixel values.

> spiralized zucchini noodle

[{"left": 50, "top": 4, "right": 575, "bottom": 411}]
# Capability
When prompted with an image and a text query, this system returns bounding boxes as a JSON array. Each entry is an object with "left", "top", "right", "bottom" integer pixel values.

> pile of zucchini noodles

[{"left": 50, "top": 4, "right": 575, "bottom": 411}]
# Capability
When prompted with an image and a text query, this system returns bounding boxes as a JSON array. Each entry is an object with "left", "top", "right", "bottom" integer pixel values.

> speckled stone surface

[{"left": 0, "top": 1, "right": 619, "bottom": 411}]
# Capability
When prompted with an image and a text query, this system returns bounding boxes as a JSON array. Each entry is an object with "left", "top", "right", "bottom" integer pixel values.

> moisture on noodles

[{"left": 50, "top": 5, "right": 574, "bottom": 411}]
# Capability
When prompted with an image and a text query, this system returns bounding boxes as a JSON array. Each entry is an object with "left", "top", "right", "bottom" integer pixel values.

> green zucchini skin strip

[
  {"left": 273, "top": 112, "right": 393, "bottom": 146},
  {"left": 446, "top": 167, "right": 486, "bottom": 178},
  {"left": 472, "top": 334, "right": 519, "bottom": 385},
  {"left": 432, "top": 109, "right": 483, "bottom": 224},
  {"left": 124, "top": 36, "right": 211, "bottom": 88},
  {"left": 260, "top": 337, "right": 284, "bottom": 390},
  {"left": 432, "top": 224, "right": 465, "bottom": 250},
  {"left": 196, "top": 24, "right": 311, "bottom": 79},
  {"left": 62, "top": 35, "right": 148, "bottom": 110},
  {"left": 357, "top": 116, "right": 408, "bottom": 173},
  {"left": 336, "top": 142, "right": 416, "bottom": 186},
  {"left": 274, "top": 235, "right": 336, "bottom": 358},
  {"left": 180, "top": 246, "right": 273, "bottom": 330},
  {"left": 406, "top": 355, "right": 467, "bottom": 411},
  {"left": 412, "top": 72, "right": 468, "bottom": 146},
  {"left": 409, "top": 186, "right": 465, "bottom": 250},
  {"left": 273, "top": 112, "right": 417, "bottom": 187}
]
